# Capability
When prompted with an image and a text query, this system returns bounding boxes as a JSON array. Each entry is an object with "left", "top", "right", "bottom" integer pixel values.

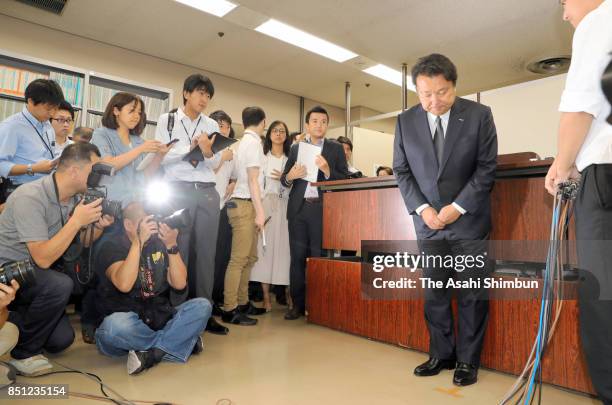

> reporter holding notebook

[{"left": 153, "top": 74, "right": 228, "bottom": 336}]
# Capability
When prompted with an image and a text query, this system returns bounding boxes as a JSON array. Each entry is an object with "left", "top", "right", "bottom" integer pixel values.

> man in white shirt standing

[
  {"left": 221, "top": 107, "right": 267, "bottom": 325},
  {"left": 154, "top": 74, "right": 229, "bottom": 335},
  {"left": 545, "top": 1, "right": 612, "bottom": 402}
]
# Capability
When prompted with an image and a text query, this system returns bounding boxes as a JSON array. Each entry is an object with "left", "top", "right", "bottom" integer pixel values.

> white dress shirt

[
  {"left": 155, "top": 107, "right": 221, "bottom": 183},
  {"left": 303, "top": 137, "right": 325, "bottom": 199},
  {"left": 214, "top": 139, "right": 240, "bottom": 208},
  {"left": 54, "top": 138, "right": 74, "bottom": 157},
  {"left": 231, "top": 130, "right": 265, "bottom": 199},
  {"left": 427, "top": 110, "right": 450, "bottom": 137},
  {"left": 415, "top": 109, "right": 467, "bottom": 216},
  {"left": 558, "top": 0, "right": 612, "bottom": 171}
]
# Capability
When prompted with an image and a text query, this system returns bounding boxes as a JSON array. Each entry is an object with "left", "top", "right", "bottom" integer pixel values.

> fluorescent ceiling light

[
  {"left": 363, "top": 64, "right": 416, "bottom": 91},
  {"left": 255, "top": 19, "right": 358, "bottom": 63},
  {"left": 175, "top": 0, "right": 238, "bottom": 17}
]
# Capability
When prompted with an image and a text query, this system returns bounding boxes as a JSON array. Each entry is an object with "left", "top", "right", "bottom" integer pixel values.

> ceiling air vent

[
  {"left": 526, "top": 56, "right": 571, "bottom": 75},
  {"left": 14, "top": 0, "right": 68, "bottom": 15}
]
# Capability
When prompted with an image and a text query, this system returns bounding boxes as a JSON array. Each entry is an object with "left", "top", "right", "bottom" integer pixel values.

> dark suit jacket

[
  {"left": 280, "top": 138, "right": 350, "bottom": 221},
  {"left": 393, "top": 97, "right": 498, "bottom": 240}
]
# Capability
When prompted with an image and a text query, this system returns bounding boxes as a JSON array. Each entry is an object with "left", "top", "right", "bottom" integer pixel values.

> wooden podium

[{"left": 307, "top": 159, "right": 595, "bottom": 395}]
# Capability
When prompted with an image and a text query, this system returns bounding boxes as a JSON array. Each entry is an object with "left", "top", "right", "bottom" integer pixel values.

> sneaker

[
  {"left": 238, "top": 302, "right": 267, "bottom": 316},
  {"left": 0, "top": 362, "right": 17, "bottom": 389},
  {"left": 192, "top": 336, "right": 204, "bottom": 355},
  {"left": 9, "top": 355, "right": 53, "bottom": 376},
  {"left": 127, "top": 350, "right": 158, "bottom": 375},
  {"left": 221, "top": 308, "right": 258, "bottom": 325}
]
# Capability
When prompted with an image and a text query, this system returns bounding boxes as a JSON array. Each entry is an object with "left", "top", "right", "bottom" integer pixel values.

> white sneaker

[{"left": 9, "top": 354, "right": 53, "bottom": 376}]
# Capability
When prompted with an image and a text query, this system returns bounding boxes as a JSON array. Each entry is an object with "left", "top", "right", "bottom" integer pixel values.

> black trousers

[
  {"left": 81, "top": 287, "right": 102, "bottom": 326},
  {"left": 212, "top": 205, "right": 232, "bottom": 305},
  {"left": 8, "top": 268, "right": 75, "bottom": 359},
  {"left": 418, "top": 235, "right": 490, "bottom": 366},
  {"left": 575, "top": 164, "right": 612, "bottom": 405},
  {"left": 288, "top": 200, "right": 323, "bottom": 313},
  {"left": 173, "top": 184, "right": 220, "bottom": 301}
]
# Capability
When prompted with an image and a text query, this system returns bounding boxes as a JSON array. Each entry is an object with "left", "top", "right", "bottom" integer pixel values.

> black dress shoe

[
  {"left": 284, "top": 307, "right": 303, "bottom": 320},
  {"left": 414, "top": 358, "right": 456, "bottom": 377},
  {"left": 221, "top": 308, "right": 258, "bottom": 325},
  {"left": 238, "top": 302, "right": 267, "bottom": 316},
  {"left": 206, "top": 317, "right": 229, "bottom": 335},
  {"left": 212, "top": 303, "right": 223, "bottom": 317},
  {"left": 453, "top": 363, "right": 478, "bottom": 386}
]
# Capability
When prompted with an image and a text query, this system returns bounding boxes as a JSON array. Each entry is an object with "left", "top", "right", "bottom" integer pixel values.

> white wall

[
  {"left": 350, "top": 106, "right": 397, "bottom": 135},
  {"left": 328, "top": 126, "right": 394, "bottom": 177},
  {"left": 479, "top": 74, "right": 565, "bottom": 158}
]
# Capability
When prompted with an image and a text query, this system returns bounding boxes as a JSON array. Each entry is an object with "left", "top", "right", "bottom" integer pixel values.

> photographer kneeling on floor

[
  {"left": 0, "top": 142, "right": 113, "bottom": 376},
  {"left": 94, "top": 201, "right": 211, "bottom": 375}
]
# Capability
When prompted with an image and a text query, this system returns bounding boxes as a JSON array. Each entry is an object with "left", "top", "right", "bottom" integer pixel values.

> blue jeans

[{"left": 95, "top": 298, "right": 211, "bottom": 363}]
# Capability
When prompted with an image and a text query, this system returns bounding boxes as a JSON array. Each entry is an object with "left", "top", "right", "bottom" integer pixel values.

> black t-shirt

[{"left": 96, "top": 233, "right": 174, "bottom": 316}]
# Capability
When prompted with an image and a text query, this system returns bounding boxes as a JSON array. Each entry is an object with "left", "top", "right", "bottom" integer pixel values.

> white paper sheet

[{"left": 297, "top": 142, "right": 320, "bottom": 183}]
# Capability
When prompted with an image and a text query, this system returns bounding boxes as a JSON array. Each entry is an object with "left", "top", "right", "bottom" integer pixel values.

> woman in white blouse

[{"left": 250, "top": 120, "right": 292, "bottom": 311}]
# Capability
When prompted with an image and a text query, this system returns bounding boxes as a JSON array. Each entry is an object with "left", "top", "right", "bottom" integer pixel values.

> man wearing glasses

[{"left": 50, "top": 101, "right": 75, "bottom": 157}]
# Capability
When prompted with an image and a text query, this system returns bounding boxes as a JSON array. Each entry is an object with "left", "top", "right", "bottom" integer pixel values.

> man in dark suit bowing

[
  {"left": 393, "top": 54, "right": 497, "bottom": 386},
  {"left": 280, "top": 106, "right": 350, "bottom": 320}
]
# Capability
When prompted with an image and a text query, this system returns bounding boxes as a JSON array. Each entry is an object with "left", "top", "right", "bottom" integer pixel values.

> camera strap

[{"left": 52, "top": 172, "right": 65, "bottom": 227}]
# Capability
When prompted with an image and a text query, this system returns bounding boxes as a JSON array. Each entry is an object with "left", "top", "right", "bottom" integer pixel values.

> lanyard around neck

[
  {"left": 181, "top": 116, "right": 203, "bottom": 143},
  {"left": 22, "top": 112, "right": 54, "bottom": 158}
]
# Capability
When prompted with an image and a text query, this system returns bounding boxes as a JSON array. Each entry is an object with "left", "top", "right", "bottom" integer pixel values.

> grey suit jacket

[{"left": 393, "top": 97, "right": 498, "bottom": 240}]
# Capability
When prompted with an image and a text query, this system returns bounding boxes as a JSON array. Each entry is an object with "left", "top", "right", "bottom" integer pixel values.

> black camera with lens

[
  {"left": 83, "top": 162, "right": 122, "bottom": 218},
  {"left": 0, "top": 259, "right": 36, "bottom": 286},
  {"left": 152, "top": 209, "right": 192, "bottom": 230}
]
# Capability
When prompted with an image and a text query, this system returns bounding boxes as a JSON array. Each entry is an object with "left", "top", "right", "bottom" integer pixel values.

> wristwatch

[
  {"left": 26, "top": 164, "right": 34, "bottom": 176},
  {"left": 167, "top": 245, "right": 180, "bottom": 255}
]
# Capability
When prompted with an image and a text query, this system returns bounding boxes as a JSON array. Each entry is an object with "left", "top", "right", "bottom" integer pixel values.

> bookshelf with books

[
  {"left": 86, "top": 73, "right": 171, "bottom": 140},
  {"left": 0, "top": 50, "right": 173, "bottom": 140},
  {"left": 0, "top": 52, "right": 85, "bottom": 124}
]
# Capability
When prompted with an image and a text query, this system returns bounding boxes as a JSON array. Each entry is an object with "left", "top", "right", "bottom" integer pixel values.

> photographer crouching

[
  {"left": 94, "top": 202, "right": 211, "bottom": 375},
  {"left": 0, "top": 142, "right": 114, "bottom": 376}
]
